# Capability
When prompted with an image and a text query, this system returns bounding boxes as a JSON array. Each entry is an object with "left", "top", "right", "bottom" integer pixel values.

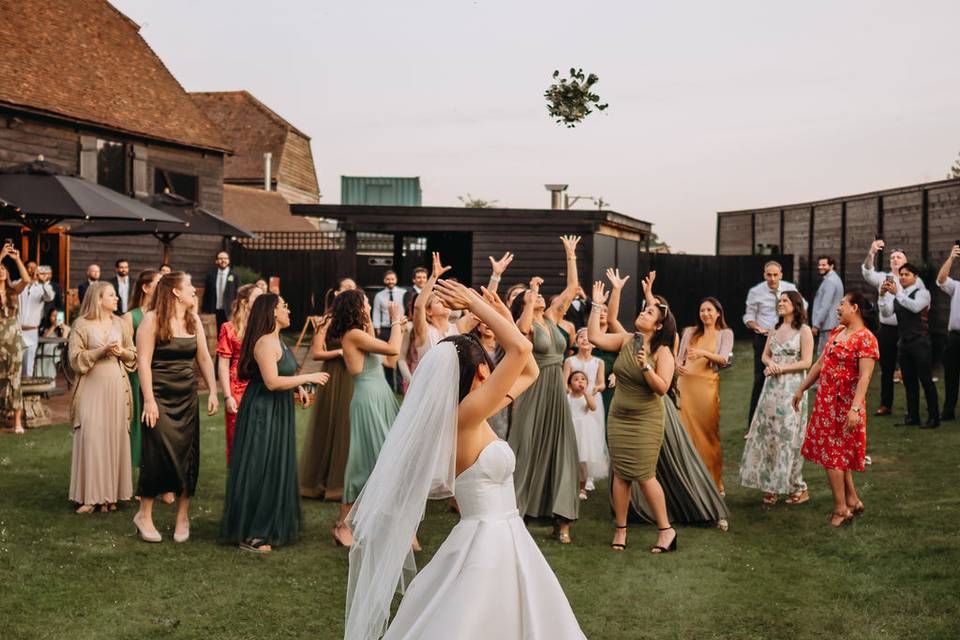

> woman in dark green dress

[
  {"left": 221, "top": 294, "right": 329, "bottom": 552},
  {"left": 122, "top": 270, "right": 161, "bottom": 471},
  {"left": 507, "top": 235, "right": 582, "bottom": 544},
  {"left": 133, "top": 272, "right": 219, "bottom": 544},
  {"left": 588, "top": 276, "right": 679, "bottom": 554}
]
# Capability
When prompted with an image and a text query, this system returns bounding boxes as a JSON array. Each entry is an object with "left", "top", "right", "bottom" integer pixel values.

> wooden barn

[{"left": 0, "top": 0, "right": 233, "bottom": 287}]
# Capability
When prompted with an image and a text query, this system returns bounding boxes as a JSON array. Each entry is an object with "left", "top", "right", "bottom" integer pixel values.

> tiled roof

[
  {"left": 191, "top": 91, "right": 308, "bottom": 182},
  {"left": 0, "top": 0, "right": 230, "bottom": 152},
  {"left": 222, "top": 184, "right": 316, "bottom": 232}
]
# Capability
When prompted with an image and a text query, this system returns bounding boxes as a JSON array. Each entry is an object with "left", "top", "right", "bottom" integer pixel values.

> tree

[
  {"left": 458, "top": 194, "right": 498, "bottom": 208},
  {"left": 544, "top": 68, "right": 609, "bottom": 128},
  {"left": 949, "top": 152, "right": 960, "bottom": 179}
]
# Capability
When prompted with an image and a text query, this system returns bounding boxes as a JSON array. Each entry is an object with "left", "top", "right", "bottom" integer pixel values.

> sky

[{"left": 111, "top": 0, "right": 960, "bottom": 254}]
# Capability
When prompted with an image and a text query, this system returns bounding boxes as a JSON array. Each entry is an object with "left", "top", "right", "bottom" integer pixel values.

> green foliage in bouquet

[{"left": 545, "top": 68, "right": 609, "bottom": 128}]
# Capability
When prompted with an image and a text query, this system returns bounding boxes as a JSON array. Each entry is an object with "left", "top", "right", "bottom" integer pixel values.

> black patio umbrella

[
  {"left": 67, "top": 191, "right": 256, "bottom": 262},
  {"left": 0, "top": 158, "right": 183, "bottom": 231}
]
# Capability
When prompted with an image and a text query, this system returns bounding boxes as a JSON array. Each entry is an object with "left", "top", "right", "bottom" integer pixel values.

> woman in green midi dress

[
  {"left": 507, "top": 235, "right": 582, "bottom": 543},
  {"left": 122, "top": 269, "right": 161, "bottom": 471},
  {"left": 588, "top": 277, "right": 679, "bottom": 554},
  {"left": 326, "top": 289, "right": 404, "bottom": 547},
  {"left": 221, "top": 294, "right": 329, "bottom": 552}
]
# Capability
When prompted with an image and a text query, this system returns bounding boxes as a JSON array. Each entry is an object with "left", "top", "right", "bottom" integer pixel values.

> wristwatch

[{"left": 643, "top": 363, "right": 653, "bottom": 373}]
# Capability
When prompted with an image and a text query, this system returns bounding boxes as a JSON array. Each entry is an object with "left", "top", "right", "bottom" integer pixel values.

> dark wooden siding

[
  {"left": 276, "top": 131, "right": 320, "bottom": 204},
  {"left": 471, "top": 229, "right": 592, "bottom": 296},
  {"left": 0, "top": 115, "right": 78, "bottom": 169},
  {"left": 717, "top": 212, "right": 752, "bottom": 255}
]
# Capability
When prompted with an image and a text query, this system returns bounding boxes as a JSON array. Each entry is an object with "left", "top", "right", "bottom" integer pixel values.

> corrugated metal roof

[{"left": 341, "top": 176, "right": 422, "bottom": 206}]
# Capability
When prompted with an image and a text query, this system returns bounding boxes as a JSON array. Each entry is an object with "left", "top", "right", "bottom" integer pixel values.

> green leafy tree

[
  {"left": 949, "top": 152, "right": 960, "bottom": 179},
  {"left": 458, "top": 194, "right": 498, "bottom": 208}
]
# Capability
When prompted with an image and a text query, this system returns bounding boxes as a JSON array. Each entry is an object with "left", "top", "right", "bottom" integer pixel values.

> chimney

[
  {"left": 544, "top": 184, "right": 568, "bottom": 210},
  {"left": 264, "top": 152, "right": 272, "bottom": 191}
]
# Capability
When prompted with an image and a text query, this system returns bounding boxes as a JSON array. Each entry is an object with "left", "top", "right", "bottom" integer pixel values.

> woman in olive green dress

[
  {"left": 122, "top": 269, "right": 160, "bottom": 471},
  {"left": 507, "top": 235, "right": 582, "bottom": 544},
  {"left": 327, "top": 289, "right": 404, "bottom": 547},
  {"left": 133, "top": 272, "right": 218, "bottom": 544},
  {"left": 221, "top": 294, "right": 329, "bottom": 552},
  {"left": 588, "top": 277, "right": 678, "bottom": 554}
]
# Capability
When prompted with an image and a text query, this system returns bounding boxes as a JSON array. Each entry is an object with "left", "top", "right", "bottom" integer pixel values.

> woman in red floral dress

[
  {"left": 793, "top": 291, "right": 878, "bottom": 527},
  {"left": 217, "top": 284, "right": 262, "bottom": 463}
]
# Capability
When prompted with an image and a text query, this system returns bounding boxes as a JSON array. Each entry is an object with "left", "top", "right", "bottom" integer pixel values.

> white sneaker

[
  {"left": 864, "top": 455, "right": 872, "bottom": 466},
  {"left": 585, "top": 479, "right": 595, "bottom": 491}
]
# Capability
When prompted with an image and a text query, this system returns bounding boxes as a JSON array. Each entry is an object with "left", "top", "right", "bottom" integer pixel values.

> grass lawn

[{"left": 1, "top": 340, "right": 958, "bottom": 639}]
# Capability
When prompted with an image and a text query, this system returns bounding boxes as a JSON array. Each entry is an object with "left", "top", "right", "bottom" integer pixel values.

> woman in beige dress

[
  {"left": 68, "top": 282, "right": 137, "bottom": 513},
  {"left": 677, "top": 297, "right": 734, "bottom": 494}
]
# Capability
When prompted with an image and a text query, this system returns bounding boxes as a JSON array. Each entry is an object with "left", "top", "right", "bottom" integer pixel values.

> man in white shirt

[
  {"left": 862, "top": 239, "right": 924, "bottom": 416},
  {"left": 743, "top": 260, "right": 803, "bottom": 426},
  {"left": 18, "top": 263, "right": 55, "bottom": 377},
  {"left": 811, "top": 256, "right": 845, "bottom": 357},
  {"left": 936, "top": 244, "right": 960, "bottom": 421},
  {"left": 878, "top": 262, "right": 938, "bottom": 428},
  {"left": 110, "top": 259, "right": 131, "bottom": 315},
  {"left": 372, "top": 270, "right": 405, "bottom": 388},
  {"left": 402, "top": 267, "right": 428, "bottom": 317}
]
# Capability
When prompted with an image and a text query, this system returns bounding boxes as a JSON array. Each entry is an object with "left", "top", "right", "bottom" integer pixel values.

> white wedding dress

[{"left": 384, "top": 440, "right": 586, "bottom": 639}]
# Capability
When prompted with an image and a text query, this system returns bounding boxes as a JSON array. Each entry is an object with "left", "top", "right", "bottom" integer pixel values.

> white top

[
  {"left": 415, "top": 323, "right": 459, "bottom": 363},
  {"left": 878, "top": 281, "right": 931, "bottom": 319},
  {"left": 116, "top": 275, "right": 130, "bottom": 313},
  {"left": 742, "top": 280, "right": 803, "bottom": 330},
  {"left": 863, "top": 264, "right": 927, "bottom": 327},
  {"left": 567, "top": 354, "right": 602, "bottom": 390},
  {"left": 372, "top": 286, "right": 406, "bottom": 329},
  {"left": 216, "top": 267, "right": 230, "bottom": 310},
  {"left": 938, "top": 277, "right": 960, "bottom": 332},
  {"left": 16, "top": 281, "right": 55, "bottom": 328}
]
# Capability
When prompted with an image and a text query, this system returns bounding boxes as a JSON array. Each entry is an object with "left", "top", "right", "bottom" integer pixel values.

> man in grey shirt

[
  {"left": 810, "top": 256, "right": 844, "bottom": 357},
  {"left": 862, "top": 239, "right": 925, "bottom": 416}
]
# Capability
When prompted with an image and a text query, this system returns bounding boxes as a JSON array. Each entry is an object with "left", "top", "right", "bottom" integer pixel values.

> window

[
  {"left": 96, "top": 139, "right": 128, "bottom": 194},
  {"left": 155, "top": 168, "right": 199, "bottom": 203}
]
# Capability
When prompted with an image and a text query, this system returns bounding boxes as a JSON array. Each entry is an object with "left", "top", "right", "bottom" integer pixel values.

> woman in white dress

[{"left": 345, "top": 280, "right": 585, "bottom": 640}]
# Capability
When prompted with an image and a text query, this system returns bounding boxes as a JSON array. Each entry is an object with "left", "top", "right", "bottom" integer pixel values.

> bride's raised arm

[{"left": 433, "top": 280, "right": 536, "bottom": 428}]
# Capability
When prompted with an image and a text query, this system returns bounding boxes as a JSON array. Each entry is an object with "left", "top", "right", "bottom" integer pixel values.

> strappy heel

[
  {"left": 651, "top": 526, "right": 677, "bottom": 554},
  {"left": 611, "top": 524, "right": 627, "bottom": 551}
]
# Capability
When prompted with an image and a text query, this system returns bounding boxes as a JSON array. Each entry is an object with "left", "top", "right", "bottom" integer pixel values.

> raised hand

[
  {"left": 642, "top": 270, "right": 657, "bottom": 294},
  {"left": 528, "top": 276, "right": 544, "bottom": 293},
  {"left": 489, "top": 252, "right": 514, "bottom": 276},
  {"left": 560, "top": 235, "right": 581, "bottom": 256},
  {"left": 591, "top": 280, "right": 609, "bottom": 305},
  {"left": 434, "top": 279, "right": 477, "bottom": 310},
  {"left": 870, "top": 239, "right": 884, "bottom": 255},
  {"left": 606, "top": 267, "right": 631, "bottom": 291},
  {"left": 431, "top": 252, "right": 452, "bottom": 279},
  {"left": 480, "top": 286, "right": 511, "bottom": 320}
]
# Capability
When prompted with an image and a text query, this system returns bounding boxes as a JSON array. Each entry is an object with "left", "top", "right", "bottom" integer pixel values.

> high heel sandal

[
  {"left": 611, "top": 524, "right": 627, "bottom": 551},
  {"left": 651, "top": 526, "right": 678, "bottom": 554},
  {"left": 75, "top": 504, "right": 95, "bottom": 514},
  {"left": 829, "top": 510, "right": 853, "bottom": 527},
  {"left": 132, "top": 513, "right": 162, "bottom": 543},
  {"left": 849, "top": 502, "right": 865, "bottom": 516},
  {"left": 331, "top": 522, "right": 353, "bottom": 548}
]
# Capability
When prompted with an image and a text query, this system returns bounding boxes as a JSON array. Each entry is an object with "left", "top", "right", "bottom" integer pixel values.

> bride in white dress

[{"left": 345, "top": 280, "right": 586, "bottom": 640}]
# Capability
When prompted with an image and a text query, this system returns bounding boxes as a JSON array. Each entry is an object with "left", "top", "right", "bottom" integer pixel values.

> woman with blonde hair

[
  {"left": 134, "top": 272, "right": 218, "bottom": 543},
  {"left": 217, "top": 283, "right": 262, "bottom": 463},
  {"left": 68, "top": 282, "right": 137, "bottom": 513},
  {"left": 122, "top": 269, "right": 161, "bottom": 471}
]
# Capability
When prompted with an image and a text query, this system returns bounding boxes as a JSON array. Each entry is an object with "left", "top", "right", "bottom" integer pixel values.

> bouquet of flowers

[{"left": 545, "top": 68, "right": 609, "bottom": 128}]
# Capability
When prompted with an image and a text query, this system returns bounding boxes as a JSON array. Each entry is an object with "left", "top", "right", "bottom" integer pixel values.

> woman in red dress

[
  {"left": 217, "top": 284, "right": 262, "bottom": 463},
  {"left": 793, "top": 291, "right": 878, "bottom": 527}
]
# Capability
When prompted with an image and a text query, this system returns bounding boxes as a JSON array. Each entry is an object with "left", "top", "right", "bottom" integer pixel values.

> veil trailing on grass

[{"left": 344, "top": 342, "right": 460, "bottom": 640}]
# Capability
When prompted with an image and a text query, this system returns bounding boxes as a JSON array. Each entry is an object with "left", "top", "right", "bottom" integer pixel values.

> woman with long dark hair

[
  {"left": 740, "top": 291, "right": 814, "bottom": 507},
  {"left": 221, "top": 294, "right": 328, "bottom": 552},
  {"left": 122, "top": 269, "right": 160, "bottom": 472},
  {"left": 507, "top": 236, "right": 582, "bottom": 544},
  {"left": 588, "top": 275, "right": 679, "bottom": 553},
  {"left": 0, "top": 243, "right": 29, "bottom": 434},
  {"left": 133, "top": 272, "right": 218, "bottom": 543},
  {"left": 677, "top": 295, "right": 735, "bottom": 493},
  {"left": 345, "top": 280, "right": 585, "bottom": 639},
  {"left": 217, "top": 283, "right": 262, "bottom": 464},
  {"left": 300, "top": 283, "right": 355, "bottom": 501},
  {"left": 328, "top": 288, "right": 404, "bottom": 547},
  {"left": 796, "top": 291, "right": 878, "bottom": 526}
]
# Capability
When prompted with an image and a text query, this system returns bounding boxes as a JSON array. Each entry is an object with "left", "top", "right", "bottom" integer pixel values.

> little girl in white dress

[{"left": 564, "top": 330, "right": 608, "bottom": 494}]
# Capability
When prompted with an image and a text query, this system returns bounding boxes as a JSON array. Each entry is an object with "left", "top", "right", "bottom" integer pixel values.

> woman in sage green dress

[
  {"left": 507, "top": 235, "right": 582, "bottom": 544},
  {"left": 327, "top": 289, "right": 404, "bottom": 547},
  {"left": 221, "top": 294, "right": 329, "bottom": 552},
  {"left": 122, "top": 269, "right": 161, "bottom": 471},
  {"left": 588, "top": 276, "right": 678, "bottom": 554}
]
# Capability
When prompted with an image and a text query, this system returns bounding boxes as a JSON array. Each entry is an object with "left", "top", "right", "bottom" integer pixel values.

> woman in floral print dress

[{"left": 795, "top": 291, "right": 879, "bottom": 527}]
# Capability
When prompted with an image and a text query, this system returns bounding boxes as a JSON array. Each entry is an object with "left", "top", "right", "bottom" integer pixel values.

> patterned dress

[
  {"left": 802, "top": 326, "right": 879, "bottom": 472},
  {"left": 217, "top": 321, "right": 248, "bottom": 464},
  {"left": 739, "top": 331, "right": 808, "bottom": 495},
  {"left": 0, "top": 310, "right": 23, "bottom": 424}
]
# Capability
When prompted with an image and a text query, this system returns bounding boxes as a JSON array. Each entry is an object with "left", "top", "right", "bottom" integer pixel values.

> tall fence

[{"left": 635, "top": 253, "right": 794, "bottom": 340}]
